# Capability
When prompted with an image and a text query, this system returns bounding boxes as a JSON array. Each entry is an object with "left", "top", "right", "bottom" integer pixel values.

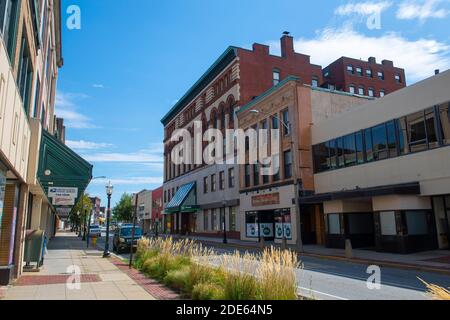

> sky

[{"left": 57, "top": 0, "right": 450, "bottom": 207}]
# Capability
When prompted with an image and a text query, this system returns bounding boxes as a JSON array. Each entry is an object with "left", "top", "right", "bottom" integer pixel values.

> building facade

[
  {"left": 0, "top": 0, "right": 92, "bottom": 285},
  {"left": 161, "top": 34, "right": 326, "bottom": 239},
  {"left": 236, "top": 77, "right": 370, "bottom": 245},
  {"left": 322, "top": 57, "right": 406, "bottom": 97},
  {"left": 161, "top": 33, "right": 407, "bottom": 241},
  {"left": 152, "top": 186, "right": 163, "bottom": 233},
  {"left": 306, "top": 70, "right": 450, "bottom": 253},
  {"left": 133, "top": 190, "right": 152, "bottom": 234}
]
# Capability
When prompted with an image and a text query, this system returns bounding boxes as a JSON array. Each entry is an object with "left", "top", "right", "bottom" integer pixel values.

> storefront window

[
  {"left": 211, "top": 209, "right": 218, "bottom": 231},
  {"left": 328, "top": 214, "right": 341, "bottom": 235},
  {"left": 203, "top": 210, "right": 209, "bottom": 231},
  {"left": 0, "top": 165, "right": 6, "bottom": 232},
  {"left": 245, "top": 211, "right": 258, "bottom": 238},
  {"left": 229, "top": 207, "right": 236, "bottom": 231},
  {"left": 380, "top": 211, "right": 397, "bottom": 235},
  {"left": 274, "top": 209, "right": 292, "bottom": 240},
  {"left": 404, "top": 211, "right": 429, "bottom": 235}
]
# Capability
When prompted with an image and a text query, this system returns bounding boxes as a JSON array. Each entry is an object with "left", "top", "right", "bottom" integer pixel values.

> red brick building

[
  {"left": 152, "top": 187, "right": 163, "bottom": 232},
  {"left": 322, "top": 56, "right": 406, "bottom": 98}
]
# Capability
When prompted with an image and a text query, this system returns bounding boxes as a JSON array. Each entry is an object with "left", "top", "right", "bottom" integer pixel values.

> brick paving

[
  {"left": 111, "top": 257, "right": 180, "bottom": 300},
  {"left": 14, "top": 274, "right": 101, "bottom": 286}
]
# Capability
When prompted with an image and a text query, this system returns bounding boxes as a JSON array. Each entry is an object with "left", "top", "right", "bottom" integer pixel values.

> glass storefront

[
  {"left": 0, "top": 162, "right": 6, "bottom": 236},
  {"left": 245, "top": 209, "right": 292, "bottom": 241}
]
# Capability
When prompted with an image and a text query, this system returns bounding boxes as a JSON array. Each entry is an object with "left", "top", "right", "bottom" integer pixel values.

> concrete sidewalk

[
  {"left": 166, "top": 234, "right": 450, "bottom": 275},
  {"left": 0, "top": 232, "right": 156, "bottom": 300}
]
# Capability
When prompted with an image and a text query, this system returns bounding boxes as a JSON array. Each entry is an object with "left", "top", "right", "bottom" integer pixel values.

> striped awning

[{"left": 165, "top": 182, "right": 198, "bottom": 214}]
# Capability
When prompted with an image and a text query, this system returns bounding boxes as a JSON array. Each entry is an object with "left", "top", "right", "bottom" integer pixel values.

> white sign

[
  {"left": 246, "top": 223, "right": 259, "bottom": 238},
  {"left": 56, "top": 207, "right": 71, "bottom": 216},
  {"left": 275, "top": 223, "right": 292, "bottom": 240},
  {"left": 259, "top": 223, "right": 274, "bottom": 238},
  {"left": 53, "top": 197, "right": 75, "bottom": 206},
  {"left": 48, "top": 187, "right": 78, "bottom": 198}
]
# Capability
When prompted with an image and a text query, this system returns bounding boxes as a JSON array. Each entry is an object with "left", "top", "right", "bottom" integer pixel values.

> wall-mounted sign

[
  {"left": 275, "top": 223, "right": 293, "bottom": 240},
  {"left": 259, "top": 223, "right": 274, "bottom": 237},
  {"left": 56, "top": 207, "right": 72, "bottom": 217},
  {"left": 48, "top": 187, "right": 78, "bottom": 198},
  {"left": 251, "top": 193, "right": 280, "bottom": 207},
  {"left": 53, "top": 197, "right": 75, "bottom": 206},
  {"left": 246, "top": 223, "right": 259, "bottom": 238}
]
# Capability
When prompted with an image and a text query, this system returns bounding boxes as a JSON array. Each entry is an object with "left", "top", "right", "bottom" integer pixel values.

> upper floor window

[
  {"left": 253, "top": 164, "right": 259, "bottom": 186},
  {"left": 211, "top": 174, "right": 216, "bottom": 192},
  {"left": 356, "top": 67, "right": 363, "bottom": 76},
  {"left": 219, "top": 171, "right": 225, "bottom": 190},
  {"left": 228, "top": 168, "right": 235, "bottom": 188},
  {"left": 282, "top": 109, "right": 290, "bottom": 135},
  {"left": 377, "top": 71, "right": 384, "bottom": 80},
  {"left": 283, "top": 150, "right": 293, "bottom": 179},
  {"left": 272, "top": 115, "right": 279, "bottom": 130},
  {"left": 328, "top": 84, "right": 336, "bottom": 91},
  {"left": 347, "top": 65, "right": 354, "bottom": 74},
  {"left": 203, "top": 176, "right": 208, "bottom": 194},
  {"left": 379, "top": 90, "right": 385, "bottom": 97},
  {"left": 273, "top": 69, "right": 280, "bottom": 86},
  {"left": 245, "top": 165, "right": 251, "bottom": 188},
  {"left": 368, "top": 88, "right": 374, "bottom": 97},
  {"left": 0, "top": 0, "right": 20, "bottom": 63},
  {"left": 311, "top": 77, "right": 319, "bottom": 87},
  {"left": 395, "top": 74, "right": 402, "bottom": 84},
  {"left": 366, "top": 69, "right": 372, "bottom": 78}
]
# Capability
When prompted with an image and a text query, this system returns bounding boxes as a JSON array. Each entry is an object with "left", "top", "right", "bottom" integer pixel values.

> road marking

[{"left": 297, "top": 286, "right": 349, "bottom": 300}]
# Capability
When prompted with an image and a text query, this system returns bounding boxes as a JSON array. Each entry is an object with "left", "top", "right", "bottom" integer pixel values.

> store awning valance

[
  {"left": 165, "top": 182, "right": 198, "bottom": 214},
  {"left": 37, "top": 130, "right": 93, "bottom": 214}
]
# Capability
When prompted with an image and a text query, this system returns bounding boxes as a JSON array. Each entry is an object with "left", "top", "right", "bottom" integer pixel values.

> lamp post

[
  {"left": 82, "top": 209, "right": 87, "bottom": 241},
  {"left": 103, "top": 181, "right": 114, "bottom": 258},
  {"left": 249, "top": 109, "right": 303, "bottom": 252}
]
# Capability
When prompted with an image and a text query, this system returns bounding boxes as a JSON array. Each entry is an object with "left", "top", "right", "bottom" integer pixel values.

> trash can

[{"left": 23, "top": 230, "right": 45, "bottom": 271}]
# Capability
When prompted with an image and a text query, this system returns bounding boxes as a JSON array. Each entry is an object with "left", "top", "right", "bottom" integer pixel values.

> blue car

[{"left": 112, "top": 226, "right": 143, "bottom": 254}]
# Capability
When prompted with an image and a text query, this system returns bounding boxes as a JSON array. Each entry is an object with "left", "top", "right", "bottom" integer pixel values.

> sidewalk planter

[{"left": 134, "top": 237, "right": 301, "bottom": 300}]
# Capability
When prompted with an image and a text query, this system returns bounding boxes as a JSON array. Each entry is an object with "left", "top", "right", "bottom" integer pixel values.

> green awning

[
  {"left": 165, "top": 182, "right": 198, "bottom": 214},
  {"left": 37, "top": 130, "right": 93, "bottom": 212}
]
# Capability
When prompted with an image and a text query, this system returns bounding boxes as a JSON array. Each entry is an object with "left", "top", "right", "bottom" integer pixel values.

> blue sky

[{"left": 57, "top": 0, "right": 450, "bottom": 207}]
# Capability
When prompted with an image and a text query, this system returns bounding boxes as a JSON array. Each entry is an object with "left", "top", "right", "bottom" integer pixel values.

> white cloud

[
  {"left": 92, "top": 84, "right": 105, "bottom": 89},
  {"left": 335, "top": 1, "right": 392, "bottom": 16},
  {"left": 81, "top": 144, "right": 163, "bottom": 164},
  {"left": 90, "top": 177, "right": 163, "bottom": 186},
  {"left": 66, "top": 140, "right": 113, "bottom": 150},
  {"left": 396, "top": 0, "right": 450, "bottom": 21},
  {"left": 268, "top": 26, "right": 450, "bottom": 83},
  {"left": 55, "top": 92, "right": 98, "bottom": 129}
]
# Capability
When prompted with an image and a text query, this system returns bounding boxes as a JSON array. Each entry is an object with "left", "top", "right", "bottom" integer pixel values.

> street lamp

[
  {"left": 249, "top": 109, "right": 303, "bottom": 252},
  {"left": 103, "top": 181, "right": 114, "bottom": 258}
]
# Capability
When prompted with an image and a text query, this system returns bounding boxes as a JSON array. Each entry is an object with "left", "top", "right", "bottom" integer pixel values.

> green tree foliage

[
  {"left": 113, "top": 193, "right": 134, "bottom": 222},
  {"left": 70, "top": 194, "right": 93, "bottom": 225}
]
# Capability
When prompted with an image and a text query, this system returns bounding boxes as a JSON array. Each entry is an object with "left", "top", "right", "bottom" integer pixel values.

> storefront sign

[
  {"left": 53, "top": 197, "right": 75, "bottom": 206},
  {"left": 275, "top": 223, "right": 293, "bottom": 240},
  {"left": 48, "top": 187, "right": 78, "bottom": 198},
  {"left": 251, "top": 193, "right": 280, "bottom": 207},
  {"left": 259, "top": 223, "right": 274, "bottom": 237},
  {"left": 246, "top": 223, "right": 259, "bottom": 238},
  {"left": 56, "top": 207, "right": 72, "bottom": 217}
]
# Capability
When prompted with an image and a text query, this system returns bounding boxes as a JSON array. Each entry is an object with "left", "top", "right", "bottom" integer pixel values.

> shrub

[
  {"left": 192, "top": 282, "right": 225, "bottom": 300},
  {"left": 142, "top": 256, "right": 165, "bottom": 280},
  {"left": 222, "top": 252, "right": 261, "bottom": 300},
  {"left": 257, "top": 247, "right": 299, "bottom": 300},
  {"left": 419, "top": 278, "right": 450, "bottom": 300},
  {"left": 164, "top": 265, "right": 191, "bottom": 292}
]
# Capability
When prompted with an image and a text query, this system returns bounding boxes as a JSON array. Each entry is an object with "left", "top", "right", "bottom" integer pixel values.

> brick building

[
  {"left": 322, "top": 57, "right": 406, "bottom": 98},
  {"left": 152, "top": 187, "right": 163, "bottom": 233},
  {"left": 161, "top": 33, "right": 407, "bottom": 241}
]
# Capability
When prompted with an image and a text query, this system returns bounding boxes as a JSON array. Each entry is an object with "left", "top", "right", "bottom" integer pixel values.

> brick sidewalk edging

[
  {"left": 110, "top": 257, "right": 180, "bottom": 300},
  {"left": 13, "top": 274, "right": 102, "bottom": 286}
]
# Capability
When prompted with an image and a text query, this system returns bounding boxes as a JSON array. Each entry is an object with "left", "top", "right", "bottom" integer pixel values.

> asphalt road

[{"left": 95, "top": 234, "right": 450, "bottom": 300}]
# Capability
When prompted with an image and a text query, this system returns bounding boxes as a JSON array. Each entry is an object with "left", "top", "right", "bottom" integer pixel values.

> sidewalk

[
  {"left": 0, "top": 232, "right": 157, "bottom": 300},
  {"left": 169, "top": 234, "right": 450, "bottom": 275}
]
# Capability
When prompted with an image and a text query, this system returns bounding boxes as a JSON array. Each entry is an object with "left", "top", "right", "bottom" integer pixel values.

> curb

[{"left": 197, "top": 239, "right": 450, "bottom": 276}]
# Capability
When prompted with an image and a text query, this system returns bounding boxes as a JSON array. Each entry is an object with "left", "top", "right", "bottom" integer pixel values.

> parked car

[
  {"left": 89, "top": 225, "right": 101, "bottom": 238},
  {"left": 112, "top": 226, "right": 143, "bottom": 254}
]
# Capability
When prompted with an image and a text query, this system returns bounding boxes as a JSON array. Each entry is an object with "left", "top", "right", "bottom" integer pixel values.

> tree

[
  {"left": 112, "top": 193, "right": 134, "bottom": 222},
  {"left": 71, "top": 194, "right": 93, "bottom": 226}
]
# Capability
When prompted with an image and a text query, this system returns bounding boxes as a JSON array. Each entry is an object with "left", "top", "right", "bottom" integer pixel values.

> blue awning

[{"left": 165, "top": 182, "right": 198, "bottom": 214}]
